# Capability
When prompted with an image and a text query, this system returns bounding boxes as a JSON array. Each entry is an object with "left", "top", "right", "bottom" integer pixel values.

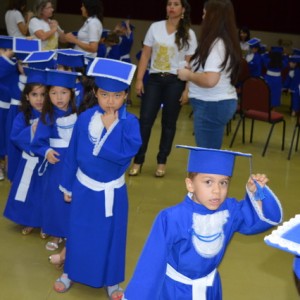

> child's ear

[{"left": 185, "top": 178, "right": 194, "bottom": 193}]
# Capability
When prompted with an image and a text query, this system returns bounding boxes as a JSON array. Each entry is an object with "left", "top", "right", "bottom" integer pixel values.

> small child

[
  {"left": 124, "top": 146, "right": 283, "bottom": 300},
  {"left": 3, "top": 67, "right": 47, "bottom": 236},
  {"left": 31, "top": 69, "right": 79, "bottom": 251},
  {"left": 53, "top": 58, "right": 142, "bottom": 299},
  {"left": 246, "top": 37, "right": 263, "bottom": 77}
]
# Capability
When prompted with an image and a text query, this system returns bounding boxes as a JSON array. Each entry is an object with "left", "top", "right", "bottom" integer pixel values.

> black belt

[{"left": 152, "top": 72, "right": 176, "bottom": 77}]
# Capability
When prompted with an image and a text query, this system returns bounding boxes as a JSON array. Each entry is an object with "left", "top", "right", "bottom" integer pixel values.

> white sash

[
  {"left": 76, "top": 168, "right": 125, "bottom": 217},
  {"left": 166, "top": 264, "right": 216, "bottom": 300},
  {"left": 0, "top": 100, "right": 10, "bottom": 109},
  {"left": 15, "top": 152, "right": 39, "bottom": 202},
  {"left": 10, "top": 98, "right": 21, "bottom": 106},
  {"left": 49, "top": 138, "right": 69, "bottom": 148},
  {"left": 266, "top": 70, "right": 281, "bottom": 77}
]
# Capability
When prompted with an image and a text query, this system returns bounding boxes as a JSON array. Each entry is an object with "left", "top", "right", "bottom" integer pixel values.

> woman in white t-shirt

[
  {"left": 63, "top": 0, "right": 103, "bottom": 58},
  {"left": 5, "top": 0, "right": 33, "bottom": 37},
  {"left": 29, "top": 0, "right": 64, "bottom": 50},
  {"left": 178, "top": 0, "right": 241, "bottom": 149},
  {"left": 129, "top": 0, "right": 197, "bottom": 177}
]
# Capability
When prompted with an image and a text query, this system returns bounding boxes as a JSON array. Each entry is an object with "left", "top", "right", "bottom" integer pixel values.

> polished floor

[{"left": 0, "top": 93, "right": 300, "bottom": 299}]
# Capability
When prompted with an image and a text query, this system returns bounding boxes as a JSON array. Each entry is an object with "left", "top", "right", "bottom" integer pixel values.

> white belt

[
  {"left": 266, "top": 70, "right": 281, "bottom": 77},
  {"left": 49, "top": 138, "right": 69, "bottom": 148},
  {"left": 15, "top": 152, "right": 39, "bottom": 202},
  {"left": 0, "top": 100, "right": 10, "bottom": 109},
  {"left": 76, "top": 168, "right": 125, "bottom": 217},
  {"left": 166, "top": 264, "right": 216, "bottom": 300},
  {"left": 120, "top": 54, "right": 130, "bottom": 60},
  {"left": 10, "top": 98, "right": 21, "bottom": 106}
]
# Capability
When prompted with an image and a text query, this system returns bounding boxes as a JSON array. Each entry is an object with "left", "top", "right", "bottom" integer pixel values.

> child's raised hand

[
  {"left": 64, "top": 193, "right": 72, "bottom": 202},
  {"left": 46, "top": 149, "right": 60, "bottom": 164},
  {"left": 247, "top": 173, "right": 269, "bottom": 193}
]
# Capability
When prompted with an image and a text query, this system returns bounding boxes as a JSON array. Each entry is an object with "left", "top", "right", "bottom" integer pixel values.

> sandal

[
  {"left": 106, "top": 285, "right": 124, "bottom": 300},
  {"left": 45, "top": 238, "right": 63, "bottom": 251},
  {"left": 53, "top": 274, "right": 72, "bottom": 293},
  {"left": 21, "top": 227, "right": 34, "bottom": 235}
]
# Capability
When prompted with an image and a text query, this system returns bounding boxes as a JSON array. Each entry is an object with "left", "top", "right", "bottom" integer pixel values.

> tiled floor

[{"left": 0, "top": 94, "right": 299, "bottom": 299}]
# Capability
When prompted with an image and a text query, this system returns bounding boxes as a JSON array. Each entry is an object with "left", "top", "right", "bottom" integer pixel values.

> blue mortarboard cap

[
  {"left": 23, "top": 50, "right": 56, "bottom": 69},
  {"left": 271, "top": 46, "right": 283, "bottom": 53},
  {"left": 247, "top": 38, "right": 261, "bottom": 48},
  {"left": 176, "top": 145, "right": 252, "bottom": 176},
  {"left": 46, "top": 69, "right": 81, "bottom": 88},
  {"left": 0, "top": 35, "right": 13, "bottom": 49},
  {"left": 23, "top": 67, "right": 47, "bottom": 85},
  {"left": 56, "top": 49, "right": 85, "bottom": 68},
  {"left": 13, "top": 37, "right": 41, "bottom": 61},
  {"left": 87, "top": 58, "right": 136, "bottom": 92},
  {"left": 292, "top": 48, "right": 300, "bottom": 56},
  {"left": 265, "top": 214, "right": 300, "bottom": 256},
  {"left": 289, "top": 55, "right": 300, "bottom": 63}
]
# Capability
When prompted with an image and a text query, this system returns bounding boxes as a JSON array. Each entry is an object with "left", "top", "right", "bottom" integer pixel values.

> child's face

[
  {"left": 185, "top": 173, "right": 230, "bottom": 210},
  {"left": 26, "top": 85, "right": 46, "bottom": 112},
  {"left": 49, "top": 86, "right": 71, "bottom": 111},
  {"left": 95, "top": 88, "right": 127, "bottom": 112}
]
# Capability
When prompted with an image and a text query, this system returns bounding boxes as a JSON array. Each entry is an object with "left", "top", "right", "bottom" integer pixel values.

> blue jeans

[
  {"left": 190, "top": 98, "right": 237, "bottom": 149},
  {"left": 134, "top": 73, "right": 186, "bottom": 164}
]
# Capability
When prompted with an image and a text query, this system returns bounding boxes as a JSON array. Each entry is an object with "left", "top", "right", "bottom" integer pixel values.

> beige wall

[{"left": 1, "top": 0, "right": 300, "bottom": 64}]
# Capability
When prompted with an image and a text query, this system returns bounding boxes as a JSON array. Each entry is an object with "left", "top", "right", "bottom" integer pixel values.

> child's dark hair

[
  {"left": 78, "top": 77, "right": 98, "bottom": 114},
  {"left": 21, "top": 83, "right": 45, "bottom": 125},
  {"left": 40, "top": 86, "right": 77, "bottom": 124},
  {"left": 268, "top": 51, "right": 283, "bottom": 69}
]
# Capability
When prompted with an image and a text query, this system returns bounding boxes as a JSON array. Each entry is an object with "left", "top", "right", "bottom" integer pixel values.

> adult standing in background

[
  {"left": 129, "top": 0, "right": 197, "bottom": 177},
  {"left": 63, "top": 0, "right": 103, "bottom": 58},
  {"left": 177, "top": 0, "right": 241, "bottom": 149},
  {"left": 5, "top": 0, "right": 33, "bottom": 37},
  {"left": 29, "top": 0, "right": 64, "bottom": 50}
]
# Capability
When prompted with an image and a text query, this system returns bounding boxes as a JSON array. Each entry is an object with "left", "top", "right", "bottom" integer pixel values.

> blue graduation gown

[
  {"left": 119, "top": 32, "right": 133, "bottom": 62},
  {"left": 3, "top": 110, "right": 44, "bottom": 227},
  {"left": 246, "top": 52, "right": 263, "bottom": 77},
  {"left": 0, "top": 56, "right": 18, "bottom": 158},
  {"left": 60, "top": 105, "right": 141, "bottom": 288},
  {"left": 30, "top": 107, "right": 77, "bottom": 237},
  {"left": 124, "top": 189, "right": 282, "bottom": 300},
  {"left": 6, "top": 73, "right": 26, "bottom": 181},
  {"left": 263, "top": 53, "right": 288, "bottom": 107}
]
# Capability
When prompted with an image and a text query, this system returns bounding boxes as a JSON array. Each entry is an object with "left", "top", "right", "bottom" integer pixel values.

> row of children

[
  {"left": 1, "top": 41, "right": 142, "bottom": 298},
  {"left": 244, "top": 37, "right": 300, "bottom": 111}
]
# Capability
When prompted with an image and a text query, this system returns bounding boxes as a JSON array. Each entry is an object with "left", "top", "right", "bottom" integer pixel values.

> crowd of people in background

[{"left": 0, "top": 0, "right": 300, "bottom": 299}]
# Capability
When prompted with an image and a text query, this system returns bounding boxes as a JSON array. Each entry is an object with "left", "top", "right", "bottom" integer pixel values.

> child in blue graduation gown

[
  {"left": 31, "top": 69, "right": 79, "bottom": 250},
  {"left": 3, "top": 68, "right": 47, "bottom": 236},
  {"left": 53, "top": 58, "right": 141, "bottom": 299},
  {"left": 246, "top": 38, "right": 263, "bottom": 77},
  {"left": 124, "top": 146, "right": 283, "bottom": 300},
  {"left": 262, "top": 46, "right": 288, "bottom": 108}
]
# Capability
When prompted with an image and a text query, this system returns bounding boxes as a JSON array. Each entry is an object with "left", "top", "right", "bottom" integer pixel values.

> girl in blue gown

[
  {"left": 3, "top": 68, "right": 47, "bottom": 235},
  {"left": 31, "top": 69, "right": 79, "bottom": 251},
  {"left": 124, "top": 146, "right": 283, "bottom": 300},
  {"left": 53, "top": 58, "right": 141, "bottom": 300}
]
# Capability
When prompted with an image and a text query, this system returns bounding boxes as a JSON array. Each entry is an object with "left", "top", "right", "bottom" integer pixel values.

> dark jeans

[
  {"left": 134, "top": 73, "right": 186, "bottom": 164},
  {"left": 190, "top": 98, "right": 237, "bottom": 149}
]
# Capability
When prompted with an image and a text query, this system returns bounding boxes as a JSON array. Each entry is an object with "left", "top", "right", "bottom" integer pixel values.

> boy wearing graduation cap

[
  {"left": 53, "top": 58, "right": 142, "bottom": 299},
  {"left": 124, "top": 146, "right": 282, "bottom": 300}
]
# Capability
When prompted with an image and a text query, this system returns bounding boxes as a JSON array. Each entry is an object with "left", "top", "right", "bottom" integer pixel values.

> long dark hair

[
  {"left": 82, "top": 0, "right": 104, "bottom": 22},
  {"left": 191, "top": 0, "right": 241, "bottom": 85},
  {"left": 21, "top": 83, "right": 45, "bottom": 125},
  {"left": 7, "top": 0, "right": 27, "bottom": 12},
  {"left": 40, "top": 87, "right": 77, "bottom": 124},
  {"left": 173, "top": 0, "right": 192, "bottom": 51}
]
